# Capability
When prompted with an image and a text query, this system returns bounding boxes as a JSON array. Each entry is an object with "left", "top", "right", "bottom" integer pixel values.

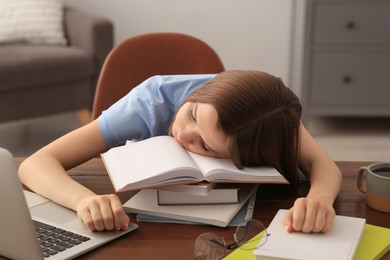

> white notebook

[{"left": 253, "top": 209, "right": 366, "bottom": 260}]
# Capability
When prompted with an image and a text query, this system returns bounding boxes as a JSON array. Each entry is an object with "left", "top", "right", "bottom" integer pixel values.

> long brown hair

[{"left": 183, "top": 70, "right": 302, "bottom": 187}]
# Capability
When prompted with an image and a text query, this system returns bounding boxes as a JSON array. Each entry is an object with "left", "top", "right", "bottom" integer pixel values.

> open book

[{"left": 101, "top": 136, "right": 287, "bottom": 192}]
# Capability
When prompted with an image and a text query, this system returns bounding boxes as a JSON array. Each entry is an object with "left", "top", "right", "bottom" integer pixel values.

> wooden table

[{"left": 16, "top": 159, "right": 390, "bottom": 259}]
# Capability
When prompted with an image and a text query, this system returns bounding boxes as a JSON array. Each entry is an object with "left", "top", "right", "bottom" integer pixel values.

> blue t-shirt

[{"left": 98, "top": 74, "right": 216, "bottom": 148}]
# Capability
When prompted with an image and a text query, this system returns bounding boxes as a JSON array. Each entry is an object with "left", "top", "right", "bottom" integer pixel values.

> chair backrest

[{"left": 91, "top": 32, "right": 225, "bottom": 120}]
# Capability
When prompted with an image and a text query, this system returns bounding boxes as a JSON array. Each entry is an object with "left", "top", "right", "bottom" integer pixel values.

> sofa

[{"left": 0, "top": 6, "right": 113, "bottom": 123}]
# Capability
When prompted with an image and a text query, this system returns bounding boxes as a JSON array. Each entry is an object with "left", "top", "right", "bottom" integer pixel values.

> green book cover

[{"left": 354, "top": 224, "right": 390, "bottom": 260}]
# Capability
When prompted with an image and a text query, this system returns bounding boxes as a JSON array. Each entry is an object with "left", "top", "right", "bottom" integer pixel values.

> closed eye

[
  {"left": 188, "top": 103, "right": 215, "bottom": 154},
  {"left": 200, "top": 140, "right": 209, "bottom": 152},
  {"left": 188, "top": 106, "right": 195, "bottom": 121}
]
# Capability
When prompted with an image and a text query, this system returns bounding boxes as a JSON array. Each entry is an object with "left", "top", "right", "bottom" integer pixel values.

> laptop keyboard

[{"left": 34, "top": 220, "right": 91, "bottom": 258}]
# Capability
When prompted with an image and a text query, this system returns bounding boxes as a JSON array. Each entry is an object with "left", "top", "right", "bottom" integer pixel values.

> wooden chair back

[{"left": 91, "top": 33, "right": 225, "bottom": 120}]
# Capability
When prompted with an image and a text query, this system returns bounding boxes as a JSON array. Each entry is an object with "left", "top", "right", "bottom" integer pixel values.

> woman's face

[{"left": 171, "top": 102, "right": 228, "bottom": 158}]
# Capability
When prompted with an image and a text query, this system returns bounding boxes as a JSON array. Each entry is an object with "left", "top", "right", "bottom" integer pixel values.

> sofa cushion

[
  {"left": 0, "top": 45, "right": 94, "bottom": 91},
  {"left": 0, "top": 0, "right": 67, "bottom": 45}
]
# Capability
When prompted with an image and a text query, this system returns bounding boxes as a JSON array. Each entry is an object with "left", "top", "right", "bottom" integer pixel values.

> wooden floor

[{"left": 1, "top": 112, "right": 390, "bottom": 162}]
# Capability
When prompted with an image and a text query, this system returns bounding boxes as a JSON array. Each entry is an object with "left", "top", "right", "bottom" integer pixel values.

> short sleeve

[{"left": 98, "top": 74, "right": 215, "bottom": 148}]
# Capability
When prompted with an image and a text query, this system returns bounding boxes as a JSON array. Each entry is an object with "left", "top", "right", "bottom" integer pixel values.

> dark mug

[{"left": 357, "top": 162, "right": 390, "bottom": 213}]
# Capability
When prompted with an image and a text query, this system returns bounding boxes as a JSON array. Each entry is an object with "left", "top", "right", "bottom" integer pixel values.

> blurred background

[{"left": 1, "top": 0, "right": 389, "bottom": 162}]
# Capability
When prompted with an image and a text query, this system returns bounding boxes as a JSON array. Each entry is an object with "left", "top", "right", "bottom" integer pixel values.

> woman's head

[
  {"left": 170, "top": 101, "right": 229, "bottom": 158},
  {"left": 171, "top": 70, "right": 302, "bottom": 186}
]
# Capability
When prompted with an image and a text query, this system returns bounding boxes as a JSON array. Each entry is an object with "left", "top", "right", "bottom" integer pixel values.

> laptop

[{"left": 0, "top": 148, "right": 138, "bottom": 260}]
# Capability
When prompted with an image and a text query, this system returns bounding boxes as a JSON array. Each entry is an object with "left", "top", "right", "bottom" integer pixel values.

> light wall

[{"left": 63, "top": 0, "right": 301, "bottom": 93}]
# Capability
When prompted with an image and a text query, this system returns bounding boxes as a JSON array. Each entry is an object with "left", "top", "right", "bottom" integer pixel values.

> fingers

[
  {"left": 283, "top": 198, "right": 335, "bottom": 233},
  {"left": 110, "top": 196, "right": 130, "bottom": 230},
  {"left": 77, "top": 194, "right": 129, "bottom": 231},
  {"left": 282, "top": 208, "right": 294, "bottom": 233},
  {"left": 78, "top": 207, "right": 96, "bottom": 231},
  {"left": 321, "top": 208, "right": 335, "bottom": 233},
  {"left": 97, "top": 197, "right": 115, "bottom": 231}
]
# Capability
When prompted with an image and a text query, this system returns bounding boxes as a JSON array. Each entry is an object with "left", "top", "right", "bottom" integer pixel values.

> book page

[
  {"left": 102, "top": 136, "right": 201, "bottom": 190},
  {"left": 188, "top": 152, "right": 281, "bottom": 181}
]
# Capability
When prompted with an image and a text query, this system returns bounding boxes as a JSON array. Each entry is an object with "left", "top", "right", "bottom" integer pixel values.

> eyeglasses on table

[{"left": 194, "top": 219, "right": 270, "bottom": 260}]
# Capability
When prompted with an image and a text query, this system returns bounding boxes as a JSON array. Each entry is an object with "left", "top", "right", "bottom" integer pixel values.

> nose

[{"left": 177, "top": 126, "right": 198, "bottom": 147}]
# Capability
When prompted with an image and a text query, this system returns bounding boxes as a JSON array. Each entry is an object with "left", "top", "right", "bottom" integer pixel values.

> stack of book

[
  {"left": 157, "top": 182, "right": 248, "bottom": 205},
  {"left": 101, "top": 136, "right": 288, "bottom": 227},
  {"left": 123, "top": 184, "right": 259, "bottom": 227}
]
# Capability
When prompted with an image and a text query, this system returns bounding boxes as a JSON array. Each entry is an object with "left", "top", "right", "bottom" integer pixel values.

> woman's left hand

[{"left": 282, "top": 196, "right": 335, "bottom": 233}]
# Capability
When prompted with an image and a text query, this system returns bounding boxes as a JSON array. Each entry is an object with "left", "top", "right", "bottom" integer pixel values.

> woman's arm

[
  {"left": 18, "top": 120, "right": 129, "bottom": 231},
  {"left": 283, "top": 123, "right": 342, "bottom": 233}
]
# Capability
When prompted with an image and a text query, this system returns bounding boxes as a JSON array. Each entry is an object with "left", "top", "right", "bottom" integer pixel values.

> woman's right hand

[{"left": 76, "top": 194, "right": 130, "bottom": 231}]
